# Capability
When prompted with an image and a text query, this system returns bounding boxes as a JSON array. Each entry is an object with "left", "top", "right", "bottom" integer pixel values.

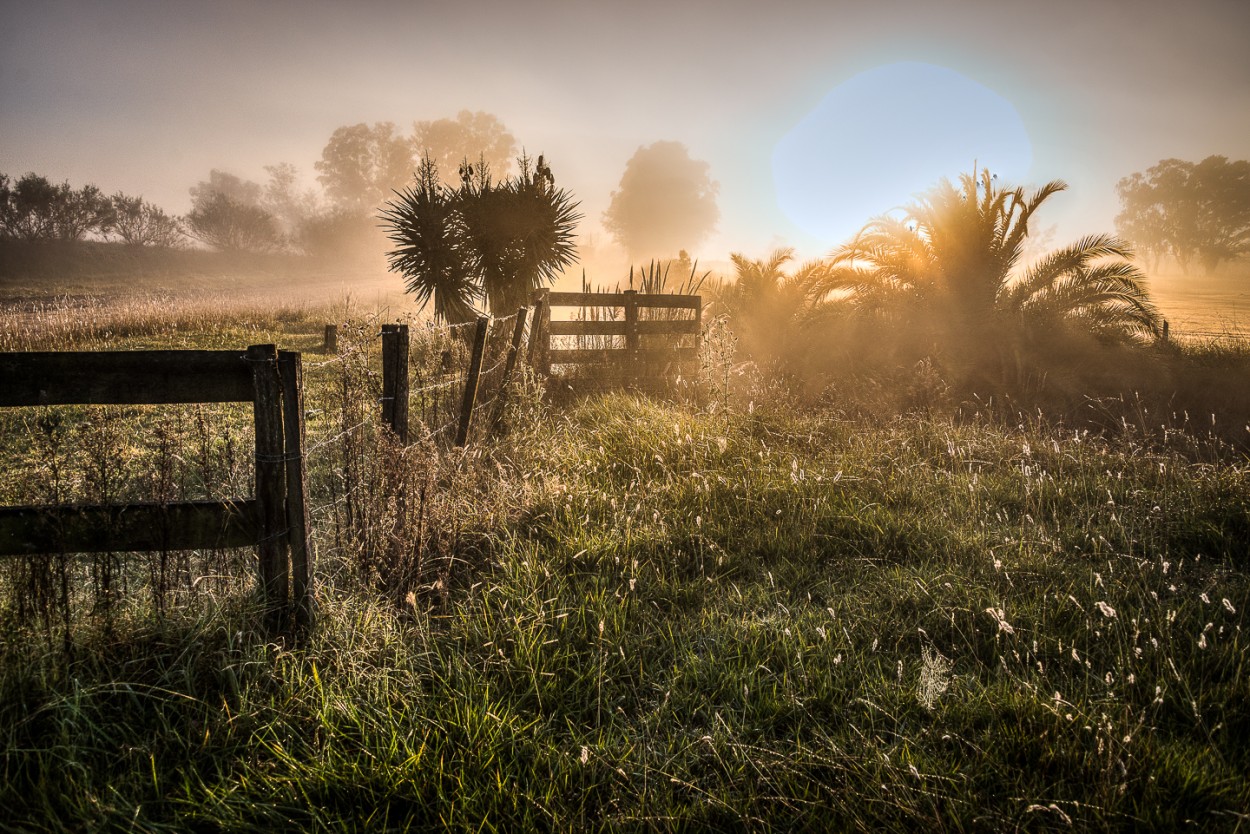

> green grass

[{"left": 1, "top": 299, "right": 1248, "bottom": 831}]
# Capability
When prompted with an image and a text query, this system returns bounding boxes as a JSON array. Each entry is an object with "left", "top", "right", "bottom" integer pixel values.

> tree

[
  {"left": 189, "top": 170, "right": 263, "bottom": 213},
  {"left": 817, "top": 169, "right": 1160, "bottom": 346},
  {"left": 456, "top": 154, "right": 581, "bottom": 314},
  {"left": 1116, "top": 156, "right": 1250, "bottom": 275},
  {"left": 110, "top": 193, "right": 184, "bottom": 247},
  {"left": 186, "top": 169, "right": 280, "bottom": 253},
  {"left": 380, "top": 157, "right": 479, "bottom": 324},
  {"left": 602, "top": 141, "right": 719, "bottom": 259},
  {"left": 381, "top": 154, "right": 581, "bottom": 323},
  {"left": 315, "top": 122, "right": 415, "bottom": 215},
  {"left": 262, "top": 162, "right": 320, "bottom": 236},
  {"left": 185, "top": 192, "right": 281, "bottom": 253},
  {"left": 412, "top": 111, "right": 517, "bottom": 187},
  {"left": 0, "top": 173, "right": 114, "bottom": 241}
]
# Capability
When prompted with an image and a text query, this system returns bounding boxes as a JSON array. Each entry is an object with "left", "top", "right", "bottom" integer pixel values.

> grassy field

[{"left": 1, "top": 276, "right": 1248, "bottom": 831}]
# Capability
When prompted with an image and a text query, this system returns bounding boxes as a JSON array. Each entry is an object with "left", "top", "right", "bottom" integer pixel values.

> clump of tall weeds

[{"left": 312, "top": 317, "right": 526, "bottom": 611}]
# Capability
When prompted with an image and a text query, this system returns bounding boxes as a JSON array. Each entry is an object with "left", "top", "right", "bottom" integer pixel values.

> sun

[{"left": 772, "top": 62, "right": 1034, "bottom": 247}]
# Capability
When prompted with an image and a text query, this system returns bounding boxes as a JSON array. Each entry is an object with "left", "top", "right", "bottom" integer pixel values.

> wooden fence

[
  {"left": 376, "top": 290, "right": 702, "bottom": 444},
  {"left": 379, "top": 307, "right": 531, "bottom": 446},
  {"left": 0, "top": 345, "right": 311, "bottom": 629},
  {"left": 530, "top": 288, "right": 702, "bottom": 389}
]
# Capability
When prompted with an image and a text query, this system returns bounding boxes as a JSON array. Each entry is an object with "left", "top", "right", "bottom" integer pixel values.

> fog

[{"left": 2, "top": 0, "right": 1249, "bottom": 284}]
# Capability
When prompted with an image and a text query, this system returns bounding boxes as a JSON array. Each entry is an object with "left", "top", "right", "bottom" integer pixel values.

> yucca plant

[
  {"left": 381, "top": 157, "right": 480, "bottom": 325},
  {"left": 383, "top": 154, "right": 581, "bottom": 323}
]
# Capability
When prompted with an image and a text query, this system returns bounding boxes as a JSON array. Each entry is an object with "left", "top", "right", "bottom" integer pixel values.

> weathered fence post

[
  {"left": 381, "top": 324, "right": 410, "bottom": 443},
  {"left": 278, "top": 350, "right": 312, "bottom": 629},
  {"left": 692, "top": 294, "right": 704, "bottom": 381},
  {"left": 623, "top": 289, "right": 640, "bottom": 384},
  {"left": 323, "top": 324, "right": 338, "bottom": 354},
  {"left": 529, "top": 289, "right": 550, "bottom": 375},
  {"left": 1162, "top": 319, "right": 1170, "bottom": 343},
  {"left": 247, "top": 344, "right": 289, "bottom": 627},
  {"left": 456, "top": 316, "right": 490, "bottom": 447},
  {"left": 490, "top": 306, "right": 530, "bottom": 433}
]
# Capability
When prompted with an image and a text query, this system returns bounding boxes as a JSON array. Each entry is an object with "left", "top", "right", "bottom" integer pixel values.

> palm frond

[{"left": 1004, "top": 233, "right": 1134, "bottom": 311}]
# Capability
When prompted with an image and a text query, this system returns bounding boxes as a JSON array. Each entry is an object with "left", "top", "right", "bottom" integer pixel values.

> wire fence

[{"left": 1166, "top": 327, "right": 1249, "bottom": 343}]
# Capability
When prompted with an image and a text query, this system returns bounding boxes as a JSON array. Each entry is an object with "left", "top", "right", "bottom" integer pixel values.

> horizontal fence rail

[
  {"left": 545, "top": 291, "right": 701, "bottom": 309},
  {"left": 533, "top": 288, "right": 702, "bottom": 390},
  {"left": 0, "top": 500, "right": 260, "bottom": 555},
  {"left": 0, "top": 345, "right": 311, "bottom": 629},
  {"left": 0, "top": 350, "right": 256, "bottom": 406}
]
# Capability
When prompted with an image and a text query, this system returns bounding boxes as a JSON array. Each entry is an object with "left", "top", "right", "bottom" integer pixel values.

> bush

[{"left": 185, "top": 192, "right": 282, "bottom": 253}]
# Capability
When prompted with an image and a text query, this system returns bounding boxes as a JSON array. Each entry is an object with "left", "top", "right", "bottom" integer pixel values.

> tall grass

[{"left": 1, "top": 297, "right": 1248, "bottom": 830}]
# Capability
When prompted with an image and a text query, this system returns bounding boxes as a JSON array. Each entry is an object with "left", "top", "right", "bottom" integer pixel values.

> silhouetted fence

[
  {"left": 372, "top": 290, "right": 704, "bottom": 442},
  {"left": 0, "top": 345, "right": 311, "bottom": 628},
  {"left": 532, "top": 288, "right": 702, "bottom": 391}
]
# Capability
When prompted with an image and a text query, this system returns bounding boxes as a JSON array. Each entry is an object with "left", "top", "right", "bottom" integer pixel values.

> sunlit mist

[{"left": 772, "top": 62, "right": 1033, "bottom": 246}]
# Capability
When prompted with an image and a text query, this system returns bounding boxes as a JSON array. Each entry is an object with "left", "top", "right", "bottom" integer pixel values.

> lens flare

[{"left": 772, "top": 62, "right": 1033, "bottom": 246}]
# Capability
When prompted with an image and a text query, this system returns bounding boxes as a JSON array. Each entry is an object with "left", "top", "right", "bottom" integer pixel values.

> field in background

[
  {"left": 1144, "top": 264, "right": 1250, "bottom": 340},
  {"left": 0, "top": 239, "right": 411, "bottom": 320}
]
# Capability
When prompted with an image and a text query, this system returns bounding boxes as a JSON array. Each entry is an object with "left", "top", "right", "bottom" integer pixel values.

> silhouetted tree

[
  {"left": 602, "top": 141, "right": 719, "bottom": 259},
  {"left": 412, "top": 111, "right": 517, "bottom": 187},
  {"left": 1116, "top": 156, "right": 1250, "bottom": 275},
  {"left": 382, "top": 153, "right": 580, "bottom": 323},
  {"left": 816, "top": 169, "right": 1160, "bottom": 346},
  {"left": 381, "top": 157, "right": 479, "bottom": 324},
  {"left": 185, "top": 192, "right": 281, "bottom": 253},
  {"left": 0, "top": 173, "right": 114, "bottom": 241},
  {"left": 110, "top": 193, "right": 184, "bottom": 247},
  {"left": 456, "top": 153, "right": 580, "bottom": 314},
  {"left": 315, "top": 122, "right": 415, "bottom": 215}
]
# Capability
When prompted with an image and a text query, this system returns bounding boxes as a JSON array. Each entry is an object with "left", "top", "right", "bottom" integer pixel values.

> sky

[{"left": 3, "top": 0, "right": 1249, "bottom": 272}]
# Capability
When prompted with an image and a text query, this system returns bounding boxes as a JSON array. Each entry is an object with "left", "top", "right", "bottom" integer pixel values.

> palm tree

[
  {"left": 711, "top": 247, "right": 827, "bottom": 367},
  {"left": 815, "top": 169, "right": 1161, "bottom": 345}
]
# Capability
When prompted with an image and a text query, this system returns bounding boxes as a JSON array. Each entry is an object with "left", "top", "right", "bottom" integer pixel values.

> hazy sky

[{"left": 3, "top": 0, "right": 1249, "bottom": 268}]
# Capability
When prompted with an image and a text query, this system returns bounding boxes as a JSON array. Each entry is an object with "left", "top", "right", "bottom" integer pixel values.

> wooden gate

[{"left": 530, "top": 289, "right": 701, "bottom": 390}]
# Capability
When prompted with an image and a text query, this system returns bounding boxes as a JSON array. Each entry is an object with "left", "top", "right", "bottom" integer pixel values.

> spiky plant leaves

[
  {"left": 457, "top": 153, "right": 581, "bottom": 315},
  {"left": 383, "top": 153, "right": 580, "bottom": 322},
  {"left": 381, "top": 157, "right": 479, "bottom": 325},
  {"left": 707, "top": 247, "right": 830, "bottom": 367}
]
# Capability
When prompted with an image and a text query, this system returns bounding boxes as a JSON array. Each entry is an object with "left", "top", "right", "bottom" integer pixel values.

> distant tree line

[
  {"left": 1116, "top": 155, "right": 1250, "bottom": 275},
  {"left": 0, "top": 110, "right": 529, "bottom": 260},
  {"left": 0, "top": 172, "right": 181, "bottom": 246},
  {"left": 2, "top": 109, "right": 726, "bottom": 278}
]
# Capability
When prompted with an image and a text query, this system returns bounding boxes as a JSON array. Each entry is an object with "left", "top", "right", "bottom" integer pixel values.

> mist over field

[{"left": 3, "top": 1, "right": 1250, "bottom": 831}]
